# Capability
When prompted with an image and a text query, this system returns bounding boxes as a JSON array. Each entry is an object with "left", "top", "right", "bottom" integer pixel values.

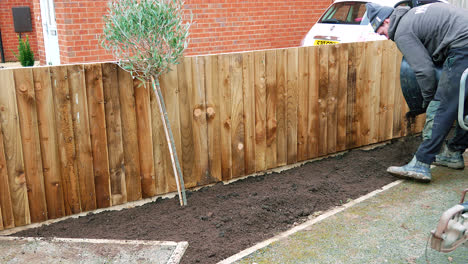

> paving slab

[
  {"left": 228, "top": 166, "right": 468, "bottom": 264},
  {"left": 0, "top": 237, "right": 188, "bottom": 264}
]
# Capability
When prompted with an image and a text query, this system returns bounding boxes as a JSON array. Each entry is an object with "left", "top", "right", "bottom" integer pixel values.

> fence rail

[{"left": 0, "top": 40, "right": 425, "bottom": 230}]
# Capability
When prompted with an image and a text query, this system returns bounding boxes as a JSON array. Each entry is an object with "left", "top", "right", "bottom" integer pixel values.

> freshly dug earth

[{"left": 14, "top": 136, "right": 421, "bottom": 264}]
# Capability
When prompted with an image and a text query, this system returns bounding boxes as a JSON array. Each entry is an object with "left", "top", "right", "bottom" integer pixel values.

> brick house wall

[
  {"left": 1, "top": 0, "right": 332, "bottom": 65},
  {"left": 0, "top": 0, "right": 39, "bottom": 62}
]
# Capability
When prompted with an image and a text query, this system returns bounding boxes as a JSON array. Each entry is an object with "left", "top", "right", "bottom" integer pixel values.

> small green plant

[{"left": 14, "top": 36, "right": 35, "bottom": 67}]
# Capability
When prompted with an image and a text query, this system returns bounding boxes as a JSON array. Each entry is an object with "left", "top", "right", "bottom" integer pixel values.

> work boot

[
  {"left": 434, "top": 144, "right": 465, "bottom": 169},
  {"left": 387, "top": 156, "right": 431, "bottom": 183}
]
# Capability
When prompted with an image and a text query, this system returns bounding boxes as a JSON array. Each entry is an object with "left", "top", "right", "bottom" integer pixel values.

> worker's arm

[{"left": 395, "top": 32, "right": 438, "bottom": 108}]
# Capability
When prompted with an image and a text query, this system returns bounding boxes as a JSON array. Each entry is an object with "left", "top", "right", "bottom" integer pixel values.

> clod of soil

[{"left": 13, "top": 136, "right": 421, "bottom": 264}]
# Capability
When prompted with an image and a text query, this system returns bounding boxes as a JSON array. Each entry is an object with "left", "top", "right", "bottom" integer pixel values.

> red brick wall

[
  {"left": 0, "top": 0, "right": 39, "bottom": 62},
  {"left": 2, "top": 0, "right": 332, "bottom": 64},
  {"left": 185, "top": 0, "right": 332, "bottom": 55}
]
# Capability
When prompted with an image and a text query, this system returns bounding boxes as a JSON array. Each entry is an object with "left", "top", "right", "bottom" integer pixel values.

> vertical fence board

[
  {"left": 50, "top": 66, "right": 81, "bottom": 215},
  {"left": 133, "top": 78, "right": 156, "bottom": 198},
  {"left": 102, "top": 63, "right": 127, "bottom": 205},
  {"left": 205, "top": 55, "right": 222, "bottom": 182},
  {"left": 230, "top": 54, "right": 245, "bottom": 178},
  {"left": 191, "top": 57, "right": 210, "bottom": 184},
  {"left": 367, "top": 41, "right": 383, "bottom": 144},
  {"left": 393, "top": 50, "right": 404, "bottom": 138},
  {"left": 265, "top": 50, "right": 277, "bottom": 169},
  {"left": 379, "top": 41, "right": 396, "bottom": 141},
  {"left": 0, "top": 70, "right": 30, "bottom": 226},
  {"left": 327, "top": 45, "right": 339, "bottom": 154},
  {"left": 219, "top": 54, "right": 232, "bottom": 180},
  {"left": 33, "top": 67, "right": 65, "bottom": 219},
  {"left": 275, "top": 49, "right": 287, "bottom": 166},
  {"left": 254, "top": 51, "right": 267, "bottom": 171},
  {"left": 14, "top": 68, "right": 48, "bottom": 223},
  {"left": 307, "top": 46, "right": 320, "bottom": 159},
  {"left": 357, "top": 42, "right": 370, "bottom": 146},
  {"left": 355, "top": 42, "right": 367, "bottom": 147},
  {"left": 297, "top": 47, "right": 309, "bottom": 161},
  {"left": 0, "top": 127, "right": 14, "bottom": 229},
  {"left": 177, "top": 58, "right": 196, "bottom": 186},
  {"left": 242, "top": 53, "right": 256, "bottom": 174},
  {"left": 159, "top": 67, "right": 183, "bottom": 193},
  {"left": 318, "top": 45, "right": 329, "bottom": 156},
  {"left": 286, "top": 48, "right": 298, "bottom": 164},
  {"left": 68, "top": 65, "right": 96, "bottom": 211},
  {"left": 346, "top": 44, "right": 358, "bottom": 149},
  {"left": 117, "top": 68, "right": 142, "bottom": 201},
  {"left": 0, "top": 206, "right": 3, "bottom": 230},
  {"left": 336, "top": 44, "right": 349, "bottom": 152},
  {"left": 85, "top": 64, "right": 112, "bottom": 206},
  {"left": 151, "top": 81, "right": 171, "bottom": 194}
]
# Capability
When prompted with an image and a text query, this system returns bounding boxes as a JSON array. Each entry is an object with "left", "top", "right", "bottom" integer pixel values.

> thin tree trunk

[{"left": 151, "top": 76, "right": 187, "bottom": 206}]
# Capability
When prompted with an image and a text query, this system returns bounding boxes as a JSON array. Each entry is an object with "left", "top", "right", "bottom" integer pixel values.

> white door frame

[{"left": 39, "top": 0, "right": 60, "bottom": 65}]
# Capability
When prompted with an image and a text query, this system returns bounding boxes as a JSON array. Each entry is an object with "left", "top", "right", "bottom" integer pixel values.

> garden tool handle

[{"left": 458, "top": 68, "right": 468, "bottom": 131}]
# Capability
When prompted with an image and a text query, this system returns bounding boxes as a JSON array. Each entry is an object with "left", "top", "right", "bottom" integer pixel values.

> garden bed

[{"left": 13, "top": 136, "right": 421, "bottom": 263}]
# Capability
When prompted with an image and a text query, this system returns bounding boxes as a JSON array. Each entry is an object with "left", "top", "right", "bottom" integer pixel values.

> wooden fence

[{"left": 0, "top": 40, "right": 425, "bottom": 230}]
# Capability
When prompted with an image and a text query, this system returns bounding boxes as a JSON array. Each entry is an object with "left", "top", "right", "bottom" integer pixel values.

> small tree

[
  {"left": 102, "top": 0, "right": 191, "bottom": 205},
  {"left": 14, "top": 36, "right": 35, "bottom": 67}
]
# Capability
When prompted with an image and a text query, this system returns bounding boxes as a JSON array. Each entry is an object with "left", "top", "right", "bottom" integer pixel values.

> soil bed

[{"left": 14, "top": 136, "right": 421, "bottom": 263}]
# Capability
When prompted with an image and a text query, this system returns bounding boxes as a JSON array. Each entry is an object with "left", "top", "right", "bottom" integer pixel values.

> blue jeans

[{"left": 415, "top": 47, "right": 468, "bottom": 164}]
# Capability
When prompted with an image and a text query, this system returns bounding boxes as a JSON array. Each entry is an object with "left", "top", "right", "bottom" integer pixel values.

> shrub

[
  {"left": 14, "top": 36, "right": 35, "bottom": 67},
  {"left": 102, "top": 0, "right": 191, "bottom": 81}
]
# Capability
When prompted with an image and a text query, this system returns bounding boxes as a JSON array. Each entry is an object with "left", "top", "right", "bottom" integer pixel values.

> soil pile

[{"left": 14, "top": 136, "right": 421, "bottom": 263}]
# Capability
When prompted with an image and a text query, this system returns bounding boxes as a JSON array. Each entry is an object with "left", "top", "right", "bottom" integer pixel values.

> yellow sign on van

[{"left": 314, "top": 40, "right": 339, "bottom": 45}]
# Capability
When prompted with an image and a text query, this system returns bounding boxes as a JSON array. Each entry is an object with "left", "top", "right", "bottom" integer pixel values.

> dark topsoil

[{"left": 14, "top": 136, "right": 421, "bottom": 264}]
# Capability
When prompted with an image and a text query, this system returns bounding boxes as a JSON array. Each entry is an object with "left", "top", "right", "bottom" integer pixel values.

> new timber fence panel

[
  {"left": 286, "top": 48, "right": 298, "bottom": 164},
  {"left": 33, "top": 67, "right": 65, "bottom": 220},
  {"left": 0, "top": 127, "right": 14, "bottom": 229},
  {"left": 275, "top": 49, "right": 287, "bottom": 167},
  {"left": 13, "top": 68, "right": 48, "bottom": 223},
  {"left": 205, "top": 55, "right": 222, "bottom": 182},
  {"left": 133, "top": 78, "right": 156, "bottom": 198},
  {"left": 1, "top": 41, "right": 426, "bottom": 230},
  {"left": 177, "top": 58, "right": 196, "bottom": 186},
  {"left": 102, "top": 63, "right": 127, "bottom": 206},
  {"left": 336, "top": 43, "right": 349, "bottom": 152},
  {"left": 367, "top": 41, "right": 383, "bottom": 145},
  {"left": 297, "top": 47, "right": 309, "bottom": 162},
  {"left": 230, "top": 54, "right": 246, "bottom": 179},
  {"left": 191, "top": 56, "right": 210, "bottom": 184},
  {"left": 379, "top": 41, "right": 396, "bottom": 142},
  {"left": 117, "top": 67, "right": 142, "bottom": 202},
  {"left": 307, "top": 47, "right": 320, "bottom": 159},
  {"left": 68, "top": 65, "right": 96, "bottom": 212},
  {"left": 327, "top": 45, "right": 339, "bottom": 155},
  {"left": 265, "top": 50, "right": 278, "bottom": 169},
  {"left": 158, "top": 66, "right": 183, "bottom": 193},
  {"left": 242, "top": 52, "right": 256, "bottom": 174},
  {"left": 84, "top": 64, "right": 112, "bottom": 207},
  {"left": 318, "top": 45, "right": 329, "bottom": 156},
  {"left": 50, "top": 66, "right": 81, "bottom": 215},
  {"left": 254, "top": 51, "right": 267, "bottom": 171},
  {"left": 219, "top": 54, "right": 233, "bottom": 181},
  {"left": 0, "top": 69, "right": 30, "bottom": 227}
]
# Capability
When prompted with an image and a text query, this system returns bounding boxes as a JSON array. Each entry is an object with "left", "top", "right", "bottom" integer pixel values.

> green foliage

[
  {"left": 101, "top": 0, "right": 191, "bottom": 81},
  {"left": 14, "top": 36, "right": 35, "bottom": 67}
]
